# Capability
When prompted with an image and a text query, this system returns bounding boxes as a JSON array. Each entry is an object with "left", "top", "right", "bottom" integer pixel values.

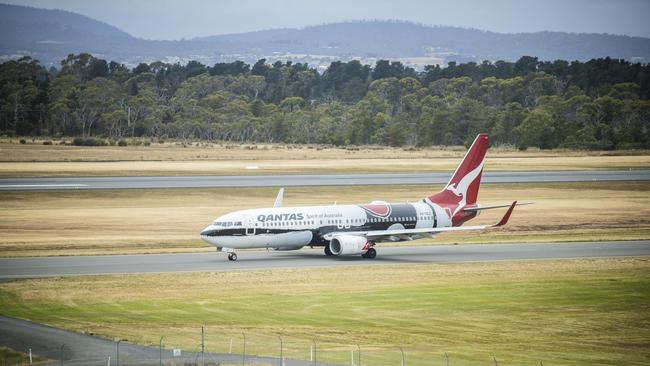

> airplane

[{"left": 200, "top": 133, "right": 521, "bottom": 261}]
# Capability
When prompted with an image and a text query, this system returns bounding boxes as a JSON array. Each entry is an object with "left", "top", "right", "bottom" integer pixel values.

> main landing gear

[
  {"left": 324, "top": 245, "right": 333, "bottom": 256},
  {"left": 362, "top": 247, "right": 377, "bottom": 259},
  {"left": 227, "top": 252, "right": 238, "bottom": 261}
]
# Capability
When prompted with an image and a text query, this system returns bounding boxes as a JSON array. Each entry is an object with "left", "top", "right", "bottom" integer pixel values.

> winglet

[
  {"left": 494, "top": 201, "right": 516, "bottom": 227},
  {"left": 274, "top": 188, "right": 284, "bottom": 208}
]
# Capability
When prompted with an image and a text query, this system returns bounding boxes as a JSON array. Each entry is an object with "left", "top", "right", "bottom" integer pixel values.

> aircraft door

[{"left": 245, "top": 216, "right": 256, "bottom": 236}]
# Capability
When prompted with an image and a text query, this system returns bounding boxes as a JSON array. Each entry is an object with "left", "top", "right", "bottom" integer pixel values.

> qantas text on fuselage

[{"left": 200, "top": 133, "right": 520, "bottom": 261}]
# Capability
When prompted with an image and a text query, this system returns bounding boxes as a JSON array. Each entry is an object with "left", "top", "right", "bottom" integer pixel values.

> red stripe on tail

[{"left": 429, "top": 133, "right": 489, "bottom": 225}]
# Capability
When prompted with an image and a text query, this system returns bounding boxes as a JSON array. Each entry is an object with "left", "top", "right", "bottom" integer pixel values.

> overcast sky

[{"left": 4, "top": 0, "right": 650, "bottom": 40}]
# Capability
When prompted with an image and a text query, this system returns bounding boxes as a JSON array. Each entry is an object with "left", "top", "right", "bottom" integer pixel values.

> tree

[
  {"left": 491, "top": 102, "right": 525, "bottom": 146},
  {"left": 515, "top": 108, "right": 557, "bottom": 149},
  {"left": 3, "top": 81, "right": 39, "bottom": 134},
  {"left": 251, "top": 59, "right": 269, "bottom": 77},
  {"left": 48, "top": 74, "right": 79, "bottom": 135},
  {"left": 514, "top": 56, "right": 539, "bottom": 75},
  {"left": 0, "top": 57, "right": 48, "bottom": 135},
  {"left": 1, "top": 53, "right": 649, "bottom": 149},
  {"left": 185, "top": 61, "right": 207, "bottom": 78},
  {"left": 133, "top": 63, "right": 151, "bottom": 75},
  {"left": 76, "top": 78, "right": 121, "bottom": 137},
  {"left": 209, "top": 61, "right": 250, "bottom": 76},
  {"left": 88, "top": 58, "right": 109, "bottom": 80},
  {"left": 386, "top": 118, "right": 407, "bottom": 147},
  {"left": 279, "top": 96, "right": 304, "bottom": 112}
]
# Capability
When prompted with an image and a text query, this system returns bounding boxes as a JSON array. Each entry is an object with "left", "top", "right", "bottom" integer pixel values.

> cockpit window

[{"left": 213, "top": 221, "right": 235, "bottom": 227}]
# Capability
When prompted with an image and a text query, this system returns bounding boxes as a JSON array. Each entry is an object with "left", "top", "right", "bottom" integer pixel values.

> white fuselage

[{"left": 200, "top": 200, "right": 452, "bottom": 250}]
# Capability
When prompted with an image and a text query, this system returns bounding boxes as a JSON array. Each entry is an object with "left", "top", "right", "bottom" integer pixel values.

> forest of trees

[{"left": 1, "top": 54, "right": 649, "bottom": 149}]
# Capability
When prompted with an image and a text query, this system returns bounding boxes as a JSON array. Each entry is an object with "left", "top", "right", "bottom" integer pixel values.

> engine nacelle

[{"left": 329, "top": 235, "right": 369, "bottom": 256}]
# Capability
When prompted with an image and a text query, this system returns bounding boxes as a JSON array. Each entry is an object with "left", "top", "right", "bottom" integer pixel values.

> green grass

[
  {"left": 1, "top": 259, "right": 649, "bottom": 365},
  {"left": 0, "top": 346, "right": 47, "bottom": 365}
]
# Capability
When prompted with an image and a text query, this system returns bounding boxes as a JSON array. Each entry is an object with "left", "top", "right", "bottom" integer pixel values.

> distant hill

[
  {"left": 196, "top": 21, "right": 650, "bottom": 63},
  {"left": 1, "top": 4, "right": 649, "bottom": 69},
  {"left": 0, "top": 3, "right": 140, "bottom": 65},
  {"left": 0, "top": 4, "right": 201, "bottom": 67},
  {"left": 0, "top": 3, "right": 132, "bottom": 42}
]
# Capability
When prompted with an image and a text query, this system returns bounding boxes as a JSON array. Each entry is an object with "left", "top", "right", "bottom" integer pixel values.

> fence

[{"left": 2, "top": 327, "right": 552, "bottom": 366}]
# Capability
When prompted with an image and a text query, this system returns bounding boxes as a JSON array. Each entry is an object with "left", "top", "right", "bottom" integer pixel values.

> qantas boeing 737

[{"left": 200, "top": 133, "right": 520, "bottom": 261}]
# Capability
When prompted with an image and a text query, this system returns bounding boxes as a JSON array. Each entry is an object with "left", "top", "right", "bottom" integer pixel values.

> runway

[
  {"left": 0, "top": 169, "right": 648, "bottom": 191},
  {"left": 1, "top": 240, "right": 648, "bottom": 279}
]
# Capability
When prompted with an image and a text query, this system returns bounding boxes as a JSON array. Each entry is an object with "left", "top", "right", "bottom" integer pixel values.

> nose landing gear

[{"left": 227, "top": 253, "right": 238, "bottom": 261}]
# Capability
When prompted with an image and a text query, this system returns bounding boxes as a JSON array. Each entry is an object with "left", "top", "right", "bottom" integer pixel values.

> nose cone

[
  {"left": 200, "top": 225, "right": 220, "bottom": 245},
  {"left": 200, "top": 225, "right": 214, "bottom": 236}
]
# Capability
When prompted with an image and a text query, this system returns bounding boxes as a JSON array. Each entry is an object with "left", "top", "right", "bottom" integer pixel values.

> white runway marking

[{"left": 0, "top": 184, "right": 88, "bottom": 188}]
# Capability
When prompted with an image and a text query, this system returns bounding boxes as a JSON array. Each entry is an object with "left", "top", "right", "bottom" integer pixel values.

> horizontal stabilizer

[{"left": 464, "top": 202, "right": 532, "bottom": 212}]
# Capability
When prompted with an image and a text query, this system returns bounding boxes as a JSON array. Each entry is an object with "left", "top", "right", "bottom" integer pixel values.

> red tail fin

[{"left": 429, "top": 133, "right": 489, "bottom": 223}]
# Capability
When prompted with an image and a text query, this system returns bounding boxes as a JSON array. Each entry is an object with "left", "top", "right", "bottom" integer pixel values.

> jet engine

[{"left": 328, "top": 235, "right": 369, "bottom": 256}]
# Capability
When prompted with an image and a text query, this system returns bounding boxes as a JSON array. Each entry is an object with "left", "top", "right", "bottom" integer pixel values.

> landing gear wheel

[
  {"left": 364, "top": 248, "right": 377, "bottom": 259},
  {"left": 228, "top": 253, "right": 237, "bottom": 261},
  {"left": 324, "top": 245, "right": 333, "bottom": 256}
]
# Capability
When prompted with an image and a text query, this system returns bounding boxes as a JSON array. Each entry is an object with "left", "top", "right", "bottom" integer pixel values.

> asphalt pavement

[
  {"left": 0, "top": 315, "right": 313, "bottom": 366},
  {"left": 1, "top": 240, "right": 648, "bottom": 279},
  {"left": 0, "top": 170, "right": 648, "bottom": 191}
]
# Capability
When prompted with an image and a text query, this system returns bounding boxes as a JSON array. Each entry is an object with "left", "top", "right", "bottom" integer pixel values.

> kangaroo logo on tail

[
  {"left": 445, "top": 159, "right": 485, "bottom": 216},
  {"left": 428, "top": 133, "right": 489, "bottom": 224}
]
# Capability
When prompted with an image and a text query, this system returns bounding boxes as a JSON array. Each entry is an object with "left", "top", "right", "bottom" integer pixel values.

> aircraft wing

[{"left": 323, "top": 201, "right": 516, "bottom": 241}]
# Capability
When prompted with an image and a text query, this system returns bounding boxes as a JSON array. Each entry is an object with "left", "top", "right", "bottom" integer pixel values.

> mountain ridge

[{"left": 1, "top": 3, "right": 649, "bottom": 68}]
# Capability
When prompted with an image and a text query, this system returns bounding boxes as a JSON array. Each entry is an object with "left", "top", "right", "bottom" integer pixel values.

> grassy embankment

[
  {"left": 0, "top": 258, "right": 648, "bottom": 365},
  {"left": 1, "top": 182, "right": 649, "bottom": 257},
  {"left": 1, "top": 141, "right": 649, "bottom": 176},
  {"left": 0, "top": 347, "right": 47, "bottom": 365}
]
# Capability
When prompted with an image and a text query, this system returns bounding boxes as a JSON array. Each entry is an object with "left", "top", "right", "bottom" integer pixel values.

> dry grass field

[
  {"left": 1, "top": 258, "right": 648, "bottom": 365},
  {"left": 1, "top": 141, "right": 649, "bottom": 176},
  {"left": 1, "top": 181, "right": 648, "bottom": 257}
]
